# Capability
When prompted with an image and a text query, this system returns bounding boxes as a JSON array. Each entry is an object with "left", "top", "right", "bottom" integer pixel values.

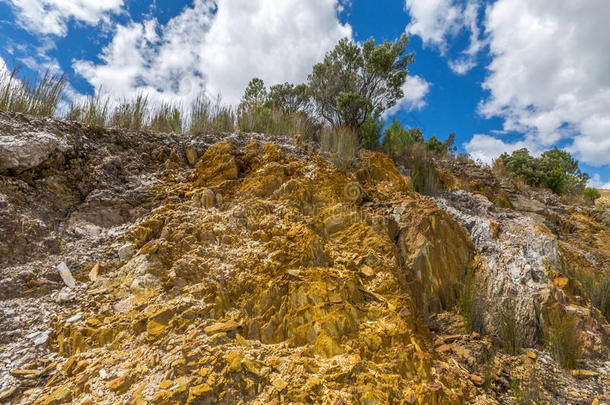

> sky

[{"left": 0, "top": 0, "right": 609, "bottom": 187}]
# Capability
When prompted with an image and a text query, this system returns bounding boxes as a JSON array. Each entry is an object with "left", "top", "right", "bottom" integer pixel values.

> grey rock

[
  {"left": 0, "top": 132, "right": 59, "bottom": 171},
  {"left": 118, "top": 243, "right": 136, "bottom": 262}
]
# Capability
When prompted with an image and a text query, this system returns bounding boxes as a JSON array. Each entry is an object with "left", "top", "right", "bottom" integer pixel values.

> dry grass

[
  {"left": 67, "top": 93, "right": 111, "bottom": 128},
  {"left": 500, "top": 303, "right": 522, "bottom": 355},
  {"left": 237, "top": 106, "right": 318, "bottom": 140},
  {"left": 111, "top": 94, "right": 149, "bottom": 130},
  {"left": 0, "top": 67, "right": 67, "bottom": 117},
  {"left": 149, "top": 103, "right": 183, "bottom": 134},
  {"left": 319, "top": 126, "right": 359, "bottom": 169},
  {"left": 458, "top": 268, "right": 484, "bottom": 333},
  {"left": 189, "top": 95, "right": 235, "bottom": 135}
]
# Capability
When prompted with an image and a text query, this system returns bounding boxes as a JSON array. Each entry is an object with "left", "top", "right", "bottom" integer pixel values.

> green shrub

[
  {"left": 381, "top": 118, "right": 423, "bottom": 158},
  {"left": 267, "top": 82, "right": 311, "bottom": 114},
  {"left": 424, "top": 132, "right": 456, "bottom": 155},
  {"left": 308, "top": 35, "right": 413, "bottom": 129},
  {"left": 583, "top": 187, "right": 601, "bottom": 203}
]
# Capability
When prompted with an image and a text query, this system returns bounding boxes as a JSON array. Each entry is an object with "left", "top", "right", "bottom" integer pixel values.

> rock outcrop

[{"left": 0, "top": 111, "right": 608, "bottom": 404}]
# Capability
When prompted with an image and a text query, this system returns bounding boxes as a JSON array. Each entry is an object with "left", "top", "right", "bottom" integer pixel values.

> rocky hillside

[{"left": 0, "top": 111, "right": 608, "bottom": 404}]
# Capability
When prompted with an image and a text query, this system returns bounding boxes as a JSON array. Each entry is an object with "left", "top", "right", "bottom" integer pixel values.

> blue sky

[{"left": 1, "top": 0, "right": 609, "bottom": 187}]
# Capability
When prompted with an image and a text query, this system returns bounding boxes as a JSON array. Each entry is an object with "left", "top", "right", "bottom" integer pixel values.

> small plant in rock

[
  {"left": 500, "top": 303, "right": 522, "bottom": 355},
  {"left": 458, "top": 268, "right": 484, "bottom": 333},
  {"left": 543, "top": 308, "right": 581, "bottom": 369}
]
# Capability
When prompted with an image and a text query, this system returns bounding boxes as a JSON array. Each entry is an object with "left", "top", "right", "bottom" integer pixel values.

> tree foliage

[
  {"left": 239, "top": 78, "right": 267, "bottom": 110},
  {"left": 267, "top": 82, "right": 310, "bottom": 114},
  {"left": 499, "top": 147, "right": 589, "bottom": 195},
  {"left": 382, "top": 117, "right": 423, "bottom": 158},
  {"left": 359, "top": 113, "right": 385, "bottom": 150},
  {"left": 308, "top": 35, "right": 414, "bottom": 130}
]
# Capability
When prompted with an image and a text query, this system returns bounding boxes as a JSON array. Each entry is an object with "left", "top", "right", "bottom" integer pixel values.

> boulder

[{"left": 0, "top": 132, "right": 59, "bottom": 171}]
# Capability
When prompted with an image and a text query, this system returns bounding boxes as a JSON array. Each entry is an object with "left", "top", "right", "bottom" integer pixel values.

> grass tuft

[
  {"left": 500, "top": 303, "right": 522, "bottom": 355},
  {"left": 543, "top": 308, "right": 581, "bottom": 370},
  {"left": 0, "top": 66, "right": 67, "bottom": 117},
  {"left": 319, "top": 126, "right": 359, "bottom": 169}
]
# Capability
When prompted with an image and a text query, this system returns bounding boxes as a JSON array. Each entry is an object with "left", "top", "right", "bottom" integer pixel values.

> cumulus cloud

[
  {"left": 588, "top": 173, "right": 610, "bottom": 190},
  {"left": 404, "top": 0, "right": 483, "bottom": 74},
  {"left": 479, "top": 0, "right": 610, "bottom": 166},
  {"left": 463, "top": 134, "right": 539, "bottom": 165},
  {"left": 384, "top": 74, "right": 431, "bottom": 117},
  {"left": 5, "top": 0, "right": 123, "bottom": 36},
  {"left": 74, "top": 1, "right": 214, "bottom": 107},
  {"left": 73, "top": 0, "right": 351, "bottom": 107}
]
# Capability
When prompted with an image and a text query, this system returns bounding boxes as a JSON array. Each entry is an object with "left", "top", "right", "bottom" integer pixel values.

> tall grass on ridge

[{"left": 0, "top": 66, "right": 67, "bottom": 117}]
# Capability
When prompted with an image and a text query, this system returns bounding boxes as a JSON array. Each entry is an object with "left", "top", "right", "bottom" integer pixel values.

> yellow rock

[
  {"left": 107, "top": 375, "right": 132, "bottom": 394},
  {"left": 204, "top": 320, "right": 239, "bottom": 335},
  {"left": 89, "top": 262, "right": 99, "bottom": 282},
  {"left": 271, "top": 375, "right": 288, "bottom": 391},
  {"left": 186, "top": 147, "right": 198, "bottom": 166},
  {"left": 225, "top": 350, "right": 244, "bottom": 372},
  {"left": 41, "top": 386, "right": 72, "bottom": 405},
  {"left": 159, "top": 380, "right": 173, "bottom": 389}
]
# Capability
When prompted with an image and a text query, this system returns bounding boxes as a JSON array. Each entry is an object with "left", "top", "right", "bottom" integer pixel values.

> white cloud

[
  {"left": 588, "top": 173, "right": 610, "bottom": 190},
  {"left": 448, "top": 58, "right": 476, "bottom": 75},
  {"left": 463, "top": 133, "right": 539, "bottom": 166},
  {"left": 385, "top": 74, "right": 431, "bottom": 117},
  {"left": 6, "top": 0, "right": 123, "bottom": 36},
  {"left": 480, "top": 0, "right": 610, "bottom": 166},
  {"left": 73, "top": 0, "right": 352, "bottom": 107},
  {"left": 74, "top": 1, "right": 214, "bottom": 107},
  {"left": 405, "top": 0, "right": 483, "bottom": 74}
]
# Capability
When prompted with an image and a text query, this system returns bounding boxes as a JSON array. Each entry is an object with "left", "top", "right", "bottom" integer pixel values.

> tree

[
  {"left": 359, "top": 113, "right": 385, "bottom": 150},
  {"left": 239, "top": 78, "right": 267, "bottom": 110},
  {"left": 539, "top": 148, "right": 588, "bottom": 194},
  {"left": 500, "top": 147, "right": 589, "bottom": 195},
  {"left": 425, "top": 133, "right": 456, "bottom": 155},
  {"left": 382, "top": 117, "right": 422, "bottom": 158},
  {"left": 267, "top": 83, "right": 310, "bottom": 113},
  {"left": 308, "top": 34, "right": 414, "bottom": 132}
]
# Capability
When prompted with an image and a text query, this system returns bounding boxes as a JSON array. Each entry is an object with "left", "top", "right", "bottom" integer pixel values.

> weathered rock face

[
  {"left": 0, "top": 131, "right": 59, "bottom": 171},
  {"left": 0, "top": 111, "right": 608, "bottom": 405}
]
